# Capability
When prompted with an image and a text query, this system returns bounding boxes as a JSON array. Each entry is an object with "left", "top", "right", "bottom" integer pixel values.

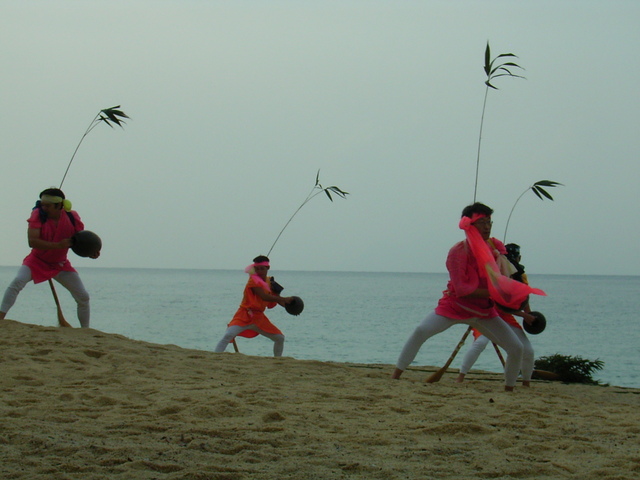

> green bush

[{"left": 534, "top": 354, "right": 604, "bottom": 385}]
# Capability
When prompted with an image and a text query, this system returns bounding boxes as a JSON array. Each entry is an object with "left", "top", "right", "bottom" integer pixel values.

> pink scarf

[
  {"left": 459, "top": 214, "right": 546, "bottom": 309},
  {"left": 244, "top": 261, "right": 271, "bottom": 291}
]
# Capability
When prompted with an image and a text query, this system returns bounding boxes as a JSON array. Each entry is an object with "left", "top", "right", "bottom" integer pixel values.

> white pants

[
  {"left": 214, "top": 324, "right": 285, "bottom": 357},
  {"left": 396, "top": 311, "right": 524, "bottom": 387},
  {"left": 1, "top": 265, "right": 91, "bottom": 328},
  {"left": 459, "top": 327, "right": 534, "bottom": 381}
]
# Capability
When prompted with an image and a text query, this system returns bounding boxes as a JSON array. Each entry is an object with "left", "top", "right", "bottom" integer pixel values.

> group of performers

[{"left": 1, "top": 189, "right": 543, "bottom": 391}]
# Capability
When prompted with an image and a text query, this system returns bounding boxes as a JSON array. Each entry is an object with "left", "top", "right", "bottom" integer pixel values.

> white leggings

[
  {"left": 1, "top": 265, "right": 91, "bottom": 328},
  {"left": 459, "top": 327, "right": 534, "bottom": 381},
  {"left": 396, "top": 311, "right": 525, "bottom": 387},
  {"left": 214, "top": 324, "right": 285, "bottom": 357}
]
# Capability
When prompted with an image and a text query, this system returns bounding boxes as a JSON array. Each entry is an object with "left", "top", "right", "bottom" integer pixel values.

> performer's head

[
  {"left": 461, "top": 202, "right": 493, "bottom": 218},
  {"left": 39, "top": 188, "right": 66, "bottom": 218},
  {"left": 252, "top": 255, "right": 270, "bottom": 279},
  {"left": 461, "top": 202, "right": 493, "bottom": 240},
  {"left": 506, "top": 243, "right": 522, "bottom": 264}
]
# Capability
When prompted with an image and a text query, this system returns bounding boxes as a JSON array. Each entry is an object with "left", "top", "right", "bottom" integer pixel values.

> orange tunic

[{"left": 228, "top": 276, "right": 281, "bottom": 338}]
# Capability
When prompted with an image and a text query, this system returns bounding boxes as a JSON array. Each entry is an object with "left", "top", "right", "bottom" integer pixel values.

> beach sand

[{"left": 1, "top": 318, "right": 638, "bottom": 480}]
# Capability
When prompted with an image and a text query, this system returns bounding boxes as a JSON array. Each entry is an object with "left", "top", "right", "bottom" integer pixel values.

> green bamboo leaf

[
  {"left": 315, "top": 169, "right": 321, "bottom": 187},
  {"left": 484, "top": 43, "right": 491, "bottom": 76},
  {"left": 494, "top": 66, "right": 521, "bottom": 77},
  {"left": 495, "top": 53, "right": 518, "bottom": 60},
  {"left": 324, "top": 189, "right": 334, "bottom": 201},
  {"left": 530, "top": 186, "right": 544, "bottom": 200},
  {"left": 534, "top": 186, "right": 554, "bottom": 200},
  {"left": 101, "top": 106, "right": 129, "bottom": 127},
  {"left": 104, "top": 107, "right": 127, "bottom": 123},
  {"left": 98, "top": 115, "right": 115, "bottom": 128},
  {"left": 534, "top": 180, "right": 563, "bottom": 188},
  {"left": 327, "top": 186, "right": 349, "bottom": 198}
]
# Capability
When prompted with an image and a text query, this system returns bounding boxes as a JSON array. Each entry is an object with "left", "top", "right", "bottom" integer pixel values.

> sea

[{"left": 1, "top": 266, "right": 638, "bottom": 389}]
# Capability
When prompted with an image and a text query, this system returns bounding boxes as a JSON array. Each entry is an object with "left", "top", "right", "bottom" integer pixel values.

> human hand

[
  {"left": 279, "top": 296, "right": 294, "bottom": 306},
  {"left": 521, "top": 311, "right": 536, "bottom": 325},
  {"left": 90, "top": 250, "right": 101, "bottom": 259}
]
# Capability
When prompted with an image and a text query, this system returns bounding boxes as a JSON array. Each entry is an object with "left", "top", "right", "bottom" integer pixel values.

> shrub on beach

[{"left": 534, "top": 354, "right": 604, "bottom": 385}]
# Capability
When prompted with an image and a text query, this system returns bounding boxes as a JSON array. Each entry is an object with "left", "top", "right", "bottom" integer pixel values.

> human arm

[
  {"left": 27, "top": 228, "right": 73, "bottom": 250},
  {"left": 507, "top": 308, "right": 535, "bottom": 325},
  {"left": 250, "top": 287, "right": 293, "bottom": 307},
  {"left": 446, "top": 242, "right": 490, "bottom": 299}
]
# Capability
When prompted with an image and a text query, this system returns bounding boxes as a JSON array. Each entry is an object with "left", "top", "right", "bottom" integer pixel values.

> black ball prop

[
  {"left": 285, "top": 296, "right": 304, "bottom": 316},
  {"left": 71, "top": 230, "right": 102, "bottom": 257},
  {"left": 523, "top": 311, "right": 546, "bottom": 335}
]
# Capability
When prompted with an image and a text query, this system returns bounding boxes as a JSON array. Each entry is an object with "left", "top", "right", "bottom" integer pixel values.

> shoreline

[{"left": 2, "top": 318, "right": 639, "bottom": 479}]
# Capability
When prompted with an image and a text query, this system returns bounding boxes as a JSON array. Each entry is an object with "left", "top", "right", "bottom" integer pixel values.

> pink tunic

[
  {"left": 22, "top": 209, "right": 84, "bottom": 284},
  {"left": 434, "top": 238, "right": 506, "bottom": 320}
]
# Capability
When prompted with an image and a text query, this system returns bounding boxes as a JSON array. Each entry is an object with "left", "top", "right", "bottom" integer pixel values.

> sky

[{"left": 1, "top": 0, "right": 639, "bottom": 276}]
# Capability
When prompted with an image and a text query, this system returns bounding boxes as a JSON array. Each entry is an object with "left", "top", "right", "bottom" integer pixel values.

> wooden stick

[
  {"left": 425, "top": 326, "right": 472, "bottom": 383},
  {"left": 48, "top": 279, "right": 72, "bottom": 328},
  {"left": 232, "top": 339, "right": 239, "bottom": 353}
]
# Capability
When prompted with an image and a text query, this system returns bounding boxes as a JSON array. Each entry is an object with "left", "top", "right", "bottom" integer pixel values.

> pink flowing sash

[
  {"left": 460, "top": 215, "right": 546, "bottom": 309},
  {"left": 244, "top": 262, "right": 271, "bottom": 291}
]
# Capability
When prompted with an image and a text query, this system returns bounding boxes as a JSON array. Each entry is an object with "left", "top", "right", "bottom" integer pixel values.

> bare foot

[
  {"left": 504, "top": 386, "right": 515, "bottom": 392},
  {"left": 455, "top": 373, "right": 466, "bottom": 383},
  {"left": 391, "top": 368, "right": 403, "bottom": 379}
]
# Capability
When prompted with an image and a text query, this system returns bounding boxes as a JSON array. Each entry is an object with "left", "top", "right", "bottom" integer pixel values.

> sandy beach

[{"left": 1, "top": 318, "right": 638, "bottom": 480}]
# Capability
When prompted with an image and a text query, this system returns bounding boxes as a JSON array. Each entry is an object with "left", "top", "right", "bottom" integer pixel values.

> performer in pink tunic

[
  {"left": 214, "top": 255, "right": 293, "bottom": 356},
  {"left": 0, "top": 188, "right": 100, "bottom": 328},
  {"left": 391, "top": 203, "right": 545, "bottom": 391},
  {"left": 456, "top": 243, "right": 536, "bottom": 386}
]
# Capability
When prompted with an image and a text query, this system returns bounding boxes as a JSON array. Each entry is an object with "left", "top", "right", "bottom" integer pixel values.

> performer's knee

[
  {"left": 504, "top": 339, "right": 524, "bottom": 358},
  {"left": 73, "top": 289, "right": 90, "bottom": 307}
]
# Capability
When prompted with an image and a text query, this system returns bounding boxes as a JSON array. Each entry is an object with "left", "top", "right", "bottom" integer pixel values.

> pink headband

[
  {"left": 459, "top": 213, "right": 487, "bottom": 231},
  {"left": 244, "top": 261, "right": 270, "bottom": 274},
  {"left": 244, "top": 261, "right": 271, "bottom": 291}
]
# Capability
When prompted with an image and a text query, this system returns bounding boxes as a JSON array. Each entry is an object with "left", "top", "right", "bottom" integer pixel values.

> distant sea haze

[{"left": 1, "top": 267, "right": 637, "bottom": 389}]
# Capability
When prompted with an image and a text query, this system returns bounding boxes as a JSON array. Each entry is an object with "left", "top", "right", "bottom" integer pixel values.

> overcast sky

[{"left": 1, "top": 1, "right": 638, "bottom": 275}]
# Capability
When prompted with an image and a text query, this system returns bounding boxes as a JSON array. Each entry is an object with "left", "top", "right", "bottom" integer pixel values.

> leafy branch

[
  {"left": 503, "top": 180, "right": 563, "bottom": 242},
  {"left": 534, "top": 354, "right": 604, "bottom": 385},
  {"left": 473, "top": 42, "right": 525, "bottom": 202},
  {"left": 266, "top": 170, "right": 349, "bottom": 256},
  {"left": 60, "top": 106, "right": 129, "bottom": 188}
]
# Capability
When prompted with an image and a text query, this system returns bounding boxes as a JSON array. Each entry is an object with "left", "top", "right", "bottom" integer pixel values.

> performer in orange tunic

[{"left": 214, "top": 255, "right": 293, "bottom": 356}]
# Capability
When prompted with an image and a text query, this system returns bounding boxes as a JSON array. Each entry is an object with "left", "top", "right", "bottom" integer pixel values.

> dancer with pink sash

[
  {"left": 391, "top": 203, "right": 545, "bottom": 391},
  {"left": 214, "top": 255, "right": 293, "bottom": 356},
  {"left": 456, "top": 243, "right": 537, "bottom": 386}
]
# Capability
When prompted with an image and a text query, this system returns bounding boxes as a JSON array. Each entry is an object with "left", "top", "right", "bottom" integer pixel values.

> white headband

[{"left": 40, "top": 194, "right": 64, "bottom": 204}]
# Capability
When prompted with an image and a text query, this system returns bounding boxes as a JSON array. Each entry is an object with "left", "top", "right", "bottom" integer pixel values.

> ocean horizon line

[{"left": 2, "top": 264, "right": 638, "bottom": 278}]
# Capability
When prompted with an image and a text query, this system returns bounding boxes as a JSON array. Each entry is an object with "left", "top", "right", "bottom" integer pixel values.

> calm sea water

[{"left": 1, "top": 266, "right": 638, "bottom": 389}]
